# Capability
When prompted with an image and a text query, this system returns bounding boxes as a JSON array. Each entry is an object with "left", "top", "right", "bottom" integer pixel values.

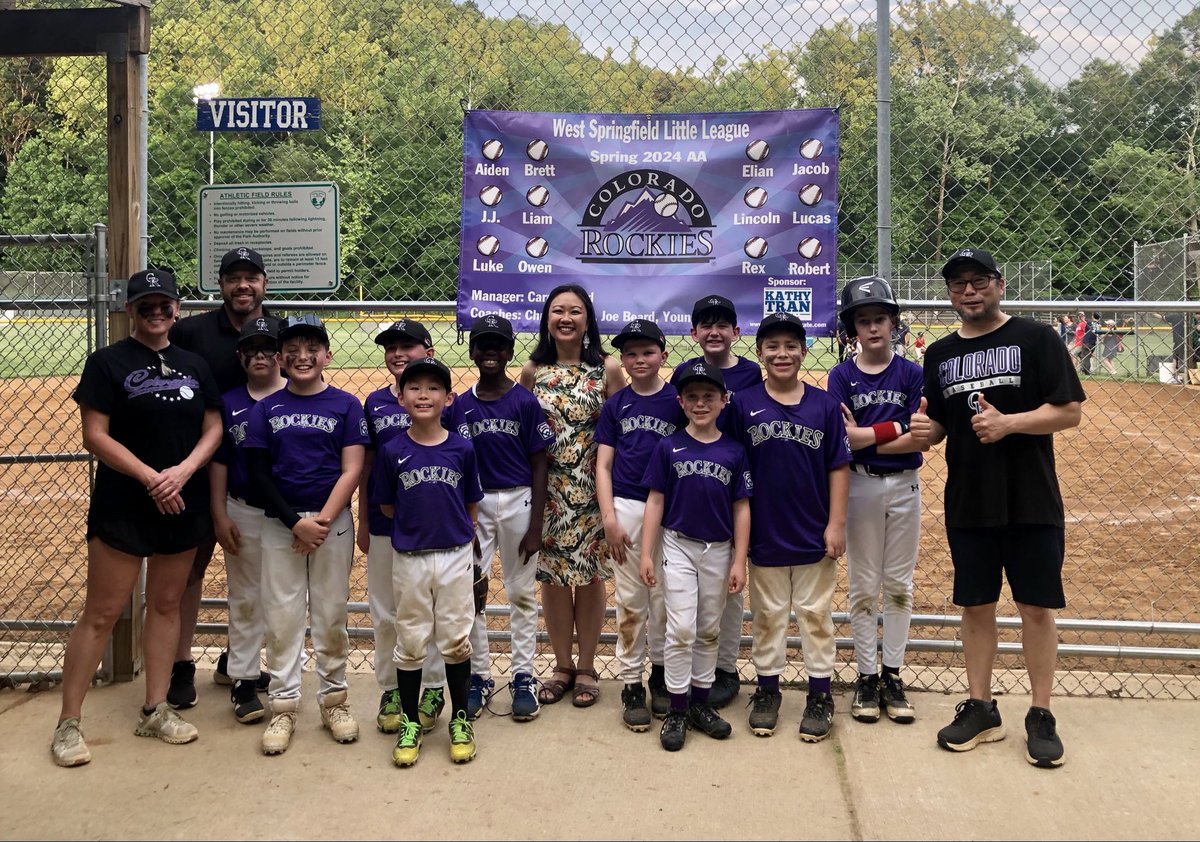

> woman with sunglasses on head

[{"left": 51, "top": 268, "right": 223, "bottom": 767}]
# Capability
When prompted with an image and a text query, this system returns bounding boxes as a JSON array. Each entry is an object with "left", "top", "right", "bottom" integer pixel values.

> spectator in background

[
  {"left": 892, "top": 315, "right": 912, "bottom": 358},
  {"left": 1058, "top": 314, "right": 1073, "bottom": 348},
  {"left": 1078, "top": 312, "right": 1099, "bottom": 375},
  {"left": 1071, "top": 312, "right": 1086, "bottom": 370},
  {"left": 1099, "top": 319, "right": 1124, "bottom": 377},
  {"left": 1164, "top": 311, "right": 1187, "bottom": 370}
]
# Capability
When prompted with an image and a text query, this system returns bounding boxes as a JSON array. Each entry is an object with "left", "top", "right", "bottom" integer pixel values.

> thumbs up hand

[
  {"left": 971, "top": 392, "right": 1010, "bottom": 443},
  {"left": 908, "top": 395, "right": 932, "bottom": 444}
]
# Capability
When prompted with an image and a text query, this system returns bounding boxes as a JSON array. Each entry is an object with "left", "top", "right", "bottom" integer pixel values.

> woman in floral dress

[{"left": 520, "top": 284, "right": 624, "bottom": 707}]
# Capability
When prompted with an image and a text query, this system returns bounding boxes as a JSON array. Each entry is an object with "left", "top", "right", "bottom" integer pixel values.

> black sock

[
  {"left": 650, "top": 663, "right": 665, "bottom": 685},
  {"left": 445, "top": 659, "right": 471, "bottom": 720},
  {"left": 142, "top": 704, "right": 156, "bottom": 716},
  {"left": 882, "top": 665, "right": 900, "bottom": 678},
  {"left": 397, "top": 668, "right": 422, "bottom": 722}
]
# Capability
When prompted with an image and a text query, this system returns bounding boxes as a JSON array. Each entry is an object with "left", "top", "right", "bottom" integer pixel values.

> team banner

[{"left": 458, "top": 108, "right": 839, "bottom": 336}]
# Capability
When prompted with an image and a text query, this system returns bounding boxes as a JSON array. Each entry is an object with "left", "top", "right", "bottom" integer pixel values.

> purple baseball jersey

[
  {"left": 213, "top": 383, "right": 281, "bottom": 504},
  {"left": 595, "top": 383, "right": 686, "bottom": 502},
  {"left": 370, "top": 430, "right": 485, "bottom": 552},
  {"left": 447, "top": 384, "right": 553, "bottom": 490},
  {"left": 641, "top": 431, "right": 752, "bottom": 543},
  {"left": 244, "top": 385, "right": 369, "bottom": 512},
  {"left": 827, "top": 356, "right": 924, "bottom": 471},
  {"left": 727, "top": 382, "right": 851, "bottom": 566}
]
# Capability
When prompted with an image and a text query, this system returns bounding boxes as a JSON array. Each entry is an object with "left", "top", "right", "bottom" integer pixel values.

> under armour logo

[
  {"left": 237, "top": 247, "right": 250, "bottom": 259},
  {"left": 255, "top": 317, "right": 268, "bottom": 330},
  {"left": 911, "top": 484, "right": 919, "bottom": 492},
  {"left": 145, "top": 273, "right": 160, "bottom": 287}
]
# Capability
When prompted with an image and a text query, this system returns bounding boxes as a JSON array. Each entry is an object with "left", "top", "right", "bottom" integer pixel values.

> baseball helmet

[{"left": 839, "top": 276, "right": 899, "bottom": 331}]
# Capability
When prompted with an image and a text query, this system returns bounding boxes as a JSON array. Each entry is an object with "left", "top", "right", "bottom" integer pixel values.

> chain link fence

[{"left": 2, "top": 0, "right": 1200, "bottom": 697}]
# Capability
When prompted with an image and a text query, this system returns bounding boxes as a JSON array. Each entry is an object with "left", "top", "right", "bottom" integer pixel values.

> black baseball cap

[
  {"left": 219, "top": 247, "right": 267, "bottom": 275},
  {"left": 691, "top": 294, "right": 738, "bottom": 325},
  {"left": 237, "top": 315, "right": 281, "bottom": 347},
  {"left": 278, "top": 314, "right": 329, "bottom": 343},
  {"left": 469, "top": 314, "right": 515, "bottom": 346},
  {"left": 757, "top": 311, "right": 808, "bottom": 343},
  {"left": 675, "top": 360, "right": 727, "bottom": 393},
  {"left": 612, "top": 318, "right": 666, "bottom": 350},
  {"left": 127, "top": 268, "right": 181, "bottom": 304},
  {"left": 941, "top": 247, "right": 999, "bottom": 279},
  {"left": 375, "top": 318, "right": 433, "bottom": 349},
  {"left": 397, "top": 357, "right": 452, "bottom": 390}
]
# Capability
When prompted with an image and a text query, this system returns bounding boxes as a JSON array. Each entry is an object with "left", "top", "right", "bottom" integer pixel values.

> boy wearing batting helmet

[
  {"left": 639, "top": 361, "right": 751, "bottom": 751},
  {"left": 910, "top": 247, "right": 1084, "bottom": 768},
  {"left": 827, "top": 277, "right": 926, "bottom": 726},
  {"left": 726, "top": 311, "right": 851, "bottom": 742}
]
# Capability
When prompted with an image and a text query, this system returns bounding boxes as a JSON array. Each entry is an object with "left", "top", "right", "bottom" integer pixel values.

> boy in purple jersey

[
  {"left": 597, "top": 318, "right": 683, "bottom": 730},
  {"left": 669, "top": 294, "right": 763, "bottom": 709},
  {"left": 447, "top": 314, "right": 552, "bottom": 723},
  {"left": 357, "top": 319, "right": 448, "bottom": 735},
  {"left": 827, "top": 278, "right": 926, "bottom": 726},
  {"left": 726, "top": 311, "right": 851, "bottom": 742},
  {"left": 371, "top": 358, "right": 485, "bottom": 767},
  {"left": 209, "top": 316, "right": 286, "bottom": 725},
  {"left": 244, "top": 315, "right": 369, "bottom": 755},
  {"left": 640, "top": 361, "right": 751, "bottom": 752}
]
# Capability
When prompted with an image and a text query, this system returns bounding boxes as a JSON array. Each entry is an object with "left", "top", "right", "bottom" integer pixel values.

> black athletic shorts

[
  {"left": 186, "top": 524, "right": 219, "bottom": 586},
  {"left": 88, "top": 508, "right": 211, "bottom": 559},
  {"left": 946, "top": 524, "right": 1066, "bottom": 609}
]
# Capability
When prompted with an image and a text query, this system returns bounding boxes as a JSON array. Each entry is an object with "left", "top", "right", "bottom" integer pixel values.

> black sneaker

[
  {"left": 879, "top": 672, "right": 915, "bottom": 724},
  {"left": 231, "top": 678, "right": 265, "bottom": 724},
  {"left": 659, "top": 710, "right": 688, "bottom": 752},
  {"left": 167, "top": 660, "right": 197, "bottom": 710},
  {"left": 687, "top": 701, "right": 732, "bottom": 739},
  {"left": 1024, "top": 707, "right": 1065, "bottom": 768},
  {"left": 215, "top": 651, "right": 271, "bottom": 692},
  {"left": 648, "top": 673, "right": 670, "bottom": 720},
  {"left": 799, "top": 692, "right": 835, "bottom": 742},
  {"left": 851, "top": 674, "right": 881, "bottom": 723},
  {"left": 747, "top": 687, "right": 781, "bottom": 737},
  {"left": 708, "top": 668, "right": 741, "bottom": 709},
  {"left": 937, "top": 699, "right": 1005, "bottom": 752},
  {"left": 621, "top": 683, "right": 652, "bottom": 732}
]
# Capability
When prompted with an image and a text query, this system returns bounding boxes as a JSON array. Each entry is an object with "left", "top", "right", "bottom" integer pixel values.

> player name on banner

[{"left": 458, "top": 109, "right": 839, "bottom": 335}]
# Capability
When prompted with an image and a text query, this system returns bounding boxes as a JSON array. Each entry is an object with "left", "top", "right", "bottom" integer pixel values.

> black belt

[{"left": 850, "top": 463, "right": 909, "bottom": 477}]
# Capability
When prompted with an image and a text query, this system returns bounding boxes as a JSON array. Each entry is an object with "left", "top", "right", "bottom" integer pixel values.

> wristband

[{"left": 872, "top": 421, "right": 900, "bottom": 445}]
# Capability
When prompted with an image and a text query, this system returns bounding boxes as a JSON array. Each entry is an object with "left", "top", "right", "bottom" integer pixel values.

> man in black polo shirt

[{"left": 166, "top": 246, "right": 273, "bottom": 707}]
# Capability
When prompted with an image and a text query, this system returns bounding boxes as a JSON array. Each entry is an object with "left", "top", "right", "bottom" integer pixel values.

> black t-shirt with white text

[{"left": 922, "top": 317, "right": 1085, "bottom": 528}]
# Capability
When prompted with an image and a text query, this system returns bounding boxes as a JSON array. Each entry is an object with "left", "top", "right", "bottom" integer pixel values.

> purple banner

[{"left": 458, "top": 109, "right": 839, "bottom": 336}]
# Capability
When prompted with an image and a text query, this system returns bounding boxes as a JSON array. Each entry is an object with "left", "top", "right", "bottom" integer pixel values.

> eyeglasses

[
  {"left": 136, "top": 301, "right": 175, "bottom": 317},
  {"left": 946, "top": 276, "right": 996, "bottom": 293},
  {"left": 156, "top": 352, "right": 178, "bottom": 378},
  {"left": 240, "top": 346, "right": 277, "bottom": 360}
]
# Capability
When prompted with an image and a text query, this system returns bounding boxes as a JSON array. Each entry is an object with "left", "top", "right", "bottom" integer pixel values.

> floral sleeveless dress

[{"left": 531, "top": 361, "right": 612, "bottom": 586}]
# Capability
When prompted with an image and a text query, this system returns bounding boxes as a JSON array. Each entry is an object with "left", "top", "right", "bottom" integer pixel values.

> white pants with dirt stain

[
  {"left": 392, "top": 542, "right": 475, "bottom": 670},
  {"left": 223, "top": 496, "right": 267, "bottom": 682},
  {"left": 749, "top": 558, "right": 837, "bottom": 679},
  {"left": 662, "top": 530, "right": 731, "bottom": 695},
  {"left": 367, "top": 532, "right": 446, "bottom": 691},
  {"left": 609, "top": 495, "right": 666, "bottom": 684}
]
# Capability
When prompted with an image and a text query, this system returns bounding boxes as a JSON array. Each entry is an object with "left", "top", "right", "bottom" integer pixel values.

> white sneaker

[
  {"left": 320, "top": 689, "right": 359, "bottom": 743},
  {"left": 134, "top": 702, "right": 198, "bottom": 744},
  {"left": 51, "top": 718, "right": 92, "bottom": 767},
  {"left": 261, "top": 711, "right": 297, "bottom": 755}
]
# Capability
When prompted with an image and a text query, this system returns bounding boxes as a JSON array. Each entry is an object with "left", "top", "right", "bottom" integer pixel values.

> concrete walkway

[{"left": 2, "top": 669, "right": 1197, "bottom": 840}]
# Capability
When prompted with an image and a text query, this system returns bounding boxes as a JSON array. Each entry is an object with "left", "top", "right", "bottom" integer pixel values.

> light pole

[{"left": 192, "top": 81, "right": 221, "bottom": 184}]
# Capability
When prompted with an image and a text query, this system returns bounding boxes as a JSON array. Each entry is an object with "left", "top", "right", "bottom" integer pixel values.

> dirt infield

[{"left": 2, "top": 371, "right": 1198, "bottom": 691}]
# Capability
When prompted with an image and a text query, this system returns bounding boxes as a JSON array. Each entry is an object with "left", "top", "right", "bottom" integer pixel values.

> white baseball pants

[
  {"left": 749, "top": 558, "right": 837, "bottom": 679},
  {"left": 261, "top": 508, "right": 353, "bottom": 704},
  {"left": 367, "top": 532, "right": 445, "bottom": 690},
  {"left": 468, "top": 487, "right": 540, "bottom": 678},
  {"left": 716, "top": 588, "right": 745, "bottom": 673},
  {"left": 223, "top": 496, "right": 267, "bottom": 682},
  {"left": 846, "top": 469, "right": 921, "bottom": 674},
  {"left": 610, "top": 496, "right": 666, "bottom": 684},
  {"left": 661, "top": 530, "right": 731, "bottom": 695},
  {"left": 392, "top": 542, "right": 474, "bottom": 670}
]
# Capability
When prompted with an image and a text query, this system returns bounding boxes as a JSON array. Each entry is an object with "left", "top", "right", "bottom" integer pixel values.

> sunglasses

[
  {"left": 239, "top": 345, "right": 278, "bottom": 360},
  {"left": 136, "top": 301, "right": 175, "bottom": 317}
]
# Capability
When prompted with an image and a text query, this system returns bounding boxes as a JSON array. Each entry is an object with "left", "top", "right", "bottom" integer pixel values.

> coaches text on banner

[{"left": 458, "top": 109, "right": 839, "bottom": 336}]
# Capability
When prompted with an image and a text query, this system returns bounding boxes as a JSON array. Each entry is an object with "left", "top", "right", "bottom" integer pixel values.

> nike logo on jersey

[
  {"left": 371, "top": 405, "right": 391, "bottom": 412},
  {"left": 397, "top": 456, "right": 411, "bottom": 466},
  {"left": 850, "top": 381, "right": 860, "bottom": 387},
  {"left": 749, "top": 409, "right": 767, "bottom": 417},
  {"left": 621, "top": 403, "right": 633, "bottom": 411},
  {"left": 270, "top": 404, "right": 285, "bottom": 411},
  {"left": 465, "top": 409, "right": 476, "bottom": 415},
  {"left": 232, "top": 407, "right": 249, "bottom": 416},
  {"left": 672, "top": 446, "right": 687, "bottom": 453}
]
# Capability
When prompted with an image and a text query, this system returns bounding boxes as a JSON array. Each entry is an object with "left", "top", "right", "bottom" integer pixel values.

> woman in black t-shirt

[{"left": 51, "top": 269, "right": 222, "bottom": 767}]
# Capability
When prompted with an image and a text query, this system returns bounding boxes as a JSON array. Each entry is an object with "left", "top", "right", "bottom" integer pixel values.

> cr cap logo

[
  {"left": 629, "top": 321, "right": 642, "bottom": 333},
  {"left": 485, "top": 315, "right": 499, "bottom": 327},
  {"left": 692, "top": 363, "right": 706, "bottom": 375},
  {"left": 959, "top": 249, "right": 974, "bottom": 259},
  {"left": 255, "top": 317, "right": 268, "bottom": 330},
  {"left": 146, "top": 273, "right": 161, "bottom": 287},
  {"left": 237, "top": 248, "right": 250, "bottom": 260}
]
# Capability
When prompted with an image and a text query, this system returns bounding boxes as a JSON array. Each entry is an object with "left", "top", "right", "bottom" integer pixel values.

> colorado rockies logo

[
  {"left": 237, "top": 247, "right": 250, "bottom": 260},
  {"left": 707, "top": 298, "right": 721, "bottom": 306},
  {"left": 968, "top": 391, "right": 983, "bottom": 414},
  {"left": 629, "top": 321, "right": 643, "bottom": 333},
  {"left": 485, "top": 315, "right": 499, "bottom": 327},
  {"left": 691, "top": 363, "right": 706, "bottom": 375},
  {"left": 255, "top": 317, "right": 268, "bottom": 330},
  {"left": 145, "top": 273, "right": 161, "bottom": 288}
]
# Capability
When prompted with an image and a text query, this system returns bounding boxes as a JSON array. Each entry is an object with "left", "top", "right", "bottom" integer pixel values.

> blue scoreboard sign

[{"left": 196, "top": 98, "right": 321, "bottom": 132}]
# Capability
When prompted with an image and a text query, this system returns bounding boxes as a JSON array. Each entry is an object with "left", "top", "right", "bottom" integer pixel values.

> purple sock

[
  {"left": 691, "top": 685, "right": 710, "bottom": 704},
  {"left": 670, "top": 692, "right": 689, "bottom": 713},
  {"left": 809, "top": 676, "right": 831, "bottom": 696},
  {"left": 758, "top": 674, "right": 779, "bottom": 692}
]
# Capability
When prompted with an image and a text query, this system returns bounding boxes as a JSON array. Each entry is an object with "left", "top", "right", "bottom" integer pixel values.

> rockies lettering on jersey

[
  {"left": 937, "top": 345, "right": 1022, "bottom": 398},
  {"left": 399, "top": 465, "right": 464, "bottom": 490},
  {"left": 849, "top": 389, "right": 908, "bottom": 411},
  {"left": 458, "top": 417, "right": 522, "bottom": 438},
  {"left": 671, "top": 459, "right": 733, "bottom": 485},
  {"left": 268, "top": 413, "right": 339, "bottom": 434},
  {"left": 747, "top": 420, "right": 824, "bottom": 449},
  {"left": 228, "top": 420, "right": 248, "bottom": 445},
  {"left": 373, "top": 412, "right": 411, "bottom": 434},
  {"left": 619, "top": 414, "right": 678, "bottom": 437}
]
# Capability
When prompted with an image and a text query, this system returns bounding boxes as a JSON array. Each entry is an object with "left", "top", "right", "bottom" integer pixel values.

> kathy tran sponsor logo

[{"left": 578, "top": 169, "right": 714, "bottom": 266}]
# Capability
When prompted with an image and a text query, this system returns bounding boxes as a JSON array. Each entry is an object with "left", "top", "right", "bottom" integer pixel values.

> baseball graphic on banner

[
  {"left": 479, "top": 185, "right": 502, "bottom": 206},
  {"left": 799, "top": 184, "right": 823, "bottom": 206},
  {"left": 744, "top": 236, "right": 769, "bottom": 259},
  {"left": 744, "top": 186, "right": 768, "bottom": 208},
  {"left": 482, "top": 139, "right": 503, "bottom": 160},
  {"left": 527, "top": 185, "right": 550, "bottom": 207},
  {"left": 527, "top": 139, "right": 549, "bottom": 161},
  {"left": 653, "top": 192, "right": 679, "bottom": 217},
  {"left": 746, "top": 139, "right": 770, "bottom": 161},
  {"left": 477, "top": 235, "right": 500, "bottom": 257},
  {"left": 798, "top": 237, "right": 822, "bottom": 259},
  {"left": 800, "top": 138, "right": 824, "bottom": 159},
  {"left": 526, "top": 237, "right": 549, "bottom": 258}
]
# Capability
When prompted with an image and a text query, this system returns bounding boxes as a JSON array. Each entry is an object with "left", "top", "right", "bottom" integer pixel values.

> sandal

[
  {"left": 572, "top": 667, "right": 601, "bottom": 708},
  {"left": 537, "top": 664, "right": 575, "bottom": 705}
]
